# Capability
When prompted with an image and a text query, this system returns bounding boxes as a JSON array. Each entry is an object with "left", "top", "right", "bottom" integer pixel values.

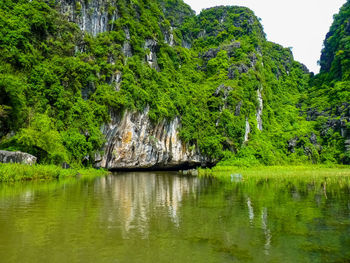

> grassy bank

[
  {"left": 0, "top": 163, "right": 109, "bottom": 182},
  {"left": 199, "top": 165, "right": 350, "bottom": 185}
]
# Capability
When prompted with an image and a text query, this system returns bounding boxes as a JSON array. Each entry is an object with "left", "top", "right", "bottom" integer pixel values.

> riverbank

[
  {"left": 0, "top": 163, "right": 109, "bottom": 182},
  {"left": 199, "top": 165, "right": 350, "bottom": 183}
]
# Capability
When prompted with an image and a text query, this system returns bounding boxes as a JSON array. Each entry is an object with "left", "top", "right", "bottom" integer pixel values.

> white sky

[{"left": 183, "top": 0, "right": 347, "bottom": 73}]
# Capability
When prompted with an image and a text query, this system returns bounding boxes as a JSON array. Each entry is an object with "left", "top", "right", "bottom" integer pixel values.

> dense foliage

[
  {"left": 0, "top": 0, "right": 348, "bottom": 167},
  {"left": 306, "top": 0, "right": 350, "bottom": 164},
  {"left": 0, "top": 0, "right": 109, "bottom": 165},
  {"left": 308, "top": 1, "right": 350, "bottom": 107}
]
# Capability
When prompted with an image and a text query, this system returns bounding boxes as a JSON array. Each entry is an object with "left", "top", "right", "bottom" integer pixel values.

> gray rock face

[
  {"left": 163, "top": 27, "right": 175, "bottom": 47},
  {"left": 0, "top": 150, "right": 37, "bottom": 165},
  {"left": 235, "top": 101, "right": 242, "bottom": 116},
  {"left": 57, "top": 0, "right": 117, "bottom": 36},
  {"left": 227, "top": 51, "right": 259, "bottom": 80},
  {"left": 213, "top": 84, "right": 232, "bottom": 98},
  {"left": 309, "top": 133, "right": 318, "bottom": 145},
  {"left": 213, "top": 84, "right": 233, "bottom": 112},
  {"left": 287, "top": 134, "right": 322, "bottom": 158},
  {"left": 202, "top": 48, "right": 219, "bottom": 60},
  {"left": 288, "top": 137, "right": 298, "bottom": 153},
  {"left": 228, "top": 63, "right": 249, "bottom": 79},
  {"left": 306, "top": 103, "right": 350, "bottom": 140},
  {"left": 112, "top": 72, "right": 122, "bottom": 91},
  {"left": 256, "top": 87, "right": 263, "bottom": 131},
  {"left": 182, "top": 39, "right": 191, "bottom": 49},
  {"left": 202, "top": 42, "right": 241, "bottom": 62},
  {"left": 244, "top": 118, "right": 250, "bottom": 142},
  {"left": 81, "top": 82, "right": 95, "bottom": 100},
  {"left": 122, "top": 42, "right": 133, "bottom": 58},
  {"left": 122, "top": 28, "right": 133, "bottom": 58},
  {"left": 249, "top": 53, "right": 258, "bottom": 67},
  {"left": 144, "top": 39, "right": 159, "bottom": 70},
  {"left": 96, "top": 108, "right": 211, "bottom": 170}
]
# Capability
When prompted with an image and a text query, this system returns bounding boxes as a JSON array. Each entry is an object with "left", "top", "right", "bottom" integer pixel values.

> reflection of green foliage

[
  {"left": 192, "top": 170, "right": 350, "bottom": 262},
  {"left": 0, "top": 172, "right": 349, "bottom": 261}
]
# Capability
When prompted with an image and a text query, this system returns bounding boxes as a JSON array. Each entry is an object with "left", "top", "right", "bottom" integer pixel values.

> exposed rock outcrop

[
  {"left": 235, "top": 101, "right": 242, "bottom": 116},
  {"left": 256, "top": 87, "right": 263, "bottom": 131},
  {"left": 144, "top": 39, "right": 159, "bottom": 70},
  {"left": 288, "top": 137, "right": 298, "bottom": 153},
  {"left": 287, "top": 133, "right": 322, "bottom": 163},
  {"left": 202, "top": 42, "right": 241, "bottom": 61},
  {"left": 57, "top": 0, "right": 118, "bottom": 36},
  {"left": 182, "top": 39, "right": 191, "bottom": 49},
  {"left": 95, "top": 108, "right": 211, "bottom": 170},
  {"left": 213, "top": 84, "right": 233, "bottom": 111},
  {"left": 163, "top": 27, "right": 175, "bottom": 47},
  {"left": 122, "top": 42, "right": 133, "bottom": 58},
  {"left": 244, "top": 118, "right": 250, "bottom": 142},
  {"left": 306, "top": 103, "right": 350, "bottom": 141},
  {"left": 0, "top": 150, "right": 37, "bottom": 165}
]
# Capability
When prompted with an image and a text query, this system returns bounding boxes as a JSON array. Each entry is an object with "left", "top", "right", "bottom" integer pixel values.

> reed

[
  {"left": 0, "top": 163, "right": 108, "bottom": 182},
  {"left": 199, "top": 165, "right": 350, "bottom": 186}
]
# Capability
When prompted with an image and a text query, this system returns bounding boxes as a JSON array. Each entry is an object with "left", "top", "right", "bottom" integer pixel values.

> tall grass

[
  {"left": 199, "top": 165, "right": 350, "bottom": 186},
  {"left": 0, "top": 163, "right": 108, "bottom": 182}
]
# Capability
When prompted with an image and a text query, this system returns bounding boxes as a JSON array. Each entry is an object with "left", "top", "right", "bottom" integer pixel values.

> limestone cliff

[
  {"left": 56, "top": 0, "right": 116, "bottom": 36},
  {"left": 29, "top": 0, "right": 310, "bottom": 168},
  {"left": 55, "top": 0, "right": 207, "bottom": 169},
  {"left": 95, "top": 108, "right": 210, "bottom": 170}
]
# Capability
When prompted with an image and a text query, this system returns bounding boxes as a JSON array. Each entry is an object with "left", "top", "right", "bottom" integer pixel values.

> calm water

[{"left": 0, "top": 172, "right": 349, "bottom": 263}]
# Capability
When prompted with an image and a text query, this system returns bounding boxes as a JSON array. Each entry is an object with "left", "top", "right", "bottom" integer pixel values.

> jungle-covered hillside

[{"left": 0, "top": 0, "right": 349, "bottom": 167}]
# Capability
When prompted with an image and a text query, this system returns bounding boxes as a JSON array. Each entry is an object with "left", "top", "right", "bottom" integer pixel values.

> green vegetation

[
  {"left": 0, "top": 0, "right": 348, "bottom": 169},
  {"left": 0, "top": 163, "right": 108, "bottom": 182},
  {"left": 305, "top": 1, "right": 350, "bottom": 164},
  {"left": 200, "top": 165, "right": 350, "bottom": 183},
  {"left": 0, "top": 0, "right": 108, "bottom": 166}
]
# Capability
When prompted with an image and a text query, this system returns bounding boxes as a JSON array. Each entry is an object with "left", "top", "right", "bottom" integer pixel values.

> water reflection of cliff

[{"left": 97, "top": 172, "right": 200, "bottom": 238}]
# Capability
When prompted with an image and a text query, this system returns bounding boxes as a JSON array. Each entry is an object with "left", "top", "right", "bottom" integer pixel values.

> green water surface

[{"left": 0, "top": 172, "right": 349, "bottom": 262}]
